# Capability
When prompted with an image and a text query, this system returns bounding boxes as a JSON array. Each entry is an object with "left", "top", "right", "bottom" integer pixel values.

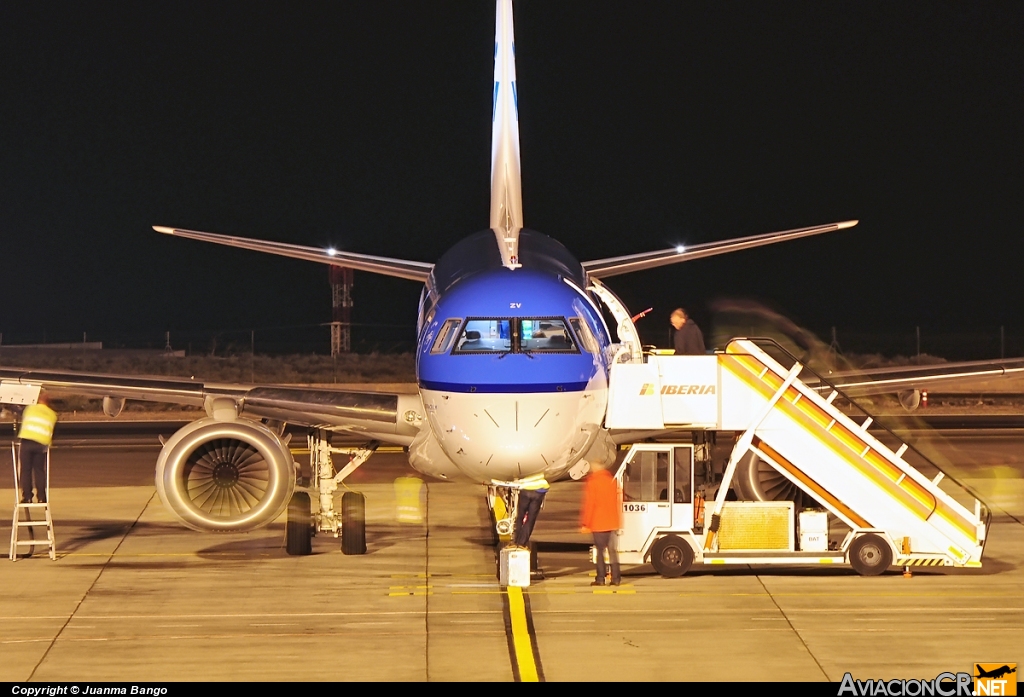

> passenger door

[{"left": 616, "top": 446, "right": 673, "bottom": 554}]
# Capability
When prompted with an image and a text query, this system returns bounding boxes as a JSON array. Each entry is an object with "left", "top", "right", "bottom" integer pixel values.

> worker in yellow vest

[
  {"left": 18, "top": 393, "right": 57, "bottom": 504},
  {"left": 512, "top": 473, "right": 549, "bottom": 548}
]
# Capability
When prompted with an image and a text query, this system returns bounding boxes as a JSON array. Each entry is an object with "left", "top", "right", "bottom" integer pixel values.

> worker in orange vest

[{"left": 579, "top": 460, "right": 622, "bottom": 586}]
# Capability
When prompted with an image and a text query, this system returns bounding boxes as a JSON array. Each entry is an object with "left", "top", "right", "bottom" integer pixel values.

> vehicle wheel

[
  {"left": 650, "top": 534, "right": 694, "bottom": 578},
  {"left": 849, "top": 534, "right": 892, "bottom": 576},
  {"left": 487, "top": 501, "right": 500, "bottom": 546},
  {"left": 342, "top": 492, "right": 367, "bottom": 555},
  {"left": 285, "top": 492, "right": 312, "bottom": 556}
]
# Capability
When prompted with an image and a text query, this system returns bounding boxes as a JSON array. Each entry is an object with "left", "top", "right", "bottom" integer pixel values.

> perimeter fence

[
  {"left": 2, "top": 324, "right": 1022, "bottom": 363},
  {"left": 0, "top": 322, "right": 417, "bottom": 357}
]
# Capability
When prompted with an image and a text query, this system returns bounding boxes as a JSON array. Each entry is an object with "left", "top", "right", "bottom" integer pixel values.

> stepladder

[{"left": 9, "top": 442, "right": 56, "bottom": 561}]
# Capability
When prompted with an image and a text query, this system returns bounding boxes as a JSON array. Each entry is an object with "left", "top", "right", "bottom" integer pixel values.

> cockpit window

[
  {"left": 450, "top": 317, "right": 580, "bottom": 355},
  {"left": 568, "top": 318, "right": 598, "bottom": 354},
  {"left": 521, "top": 318, "right": 578, "bottom": 353},
  {"left": 454, "top": 319, "right": 512, "bottom": 353},
  {"left": 430, "top": 318, "right": 463, "bottom": 354}
]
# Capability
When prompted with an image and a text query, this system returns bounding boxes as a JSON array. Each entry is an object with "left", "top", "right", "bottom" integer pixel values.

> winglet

[{"left": 489, "top": 0, "right": 523, "bottom": 270}]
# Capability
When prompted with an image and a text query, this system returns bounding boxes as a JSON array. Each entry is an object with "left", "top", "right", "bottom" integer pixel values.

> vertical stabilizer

[{"left": 490, "top": 0, "right": 523, "bottom": 269}]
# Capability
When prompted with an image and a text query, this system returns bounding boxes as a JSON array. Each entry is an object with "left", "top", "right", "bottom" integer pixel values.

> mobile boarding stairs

[{"left": 604, "top": 338, "right": 990, "bottom": 577}]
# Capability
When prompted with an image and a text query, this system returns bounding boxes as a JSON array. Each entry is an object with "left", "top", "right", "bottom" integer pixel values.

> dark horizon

[{"left": 2, "top": 2, "right": 1021, "bottom": 356}]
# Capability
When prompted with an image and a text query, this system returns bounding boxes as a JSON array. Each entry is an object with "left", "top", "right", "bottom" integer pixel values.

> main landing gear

[
  {"left": 285, "top": 429, "right": 377, "bottom": 556},
  {"left": 488, "top": 484, "right": 519, "bottom": 544}
]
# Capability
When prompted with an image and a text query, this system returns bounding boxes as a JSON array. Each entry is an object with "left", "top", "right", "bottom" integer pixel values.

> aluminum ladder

[{"left": 9, "top": 442, "right": 56, "bottom": 561}]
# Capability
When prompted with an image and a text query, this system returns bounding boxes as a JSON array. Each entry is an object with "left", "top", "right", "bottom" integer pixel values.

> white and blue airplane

[
  {"left": 2, "top": 1, "right": 883, "bottom": 551},
  {"left": 157, "top": 0, "right": 853, "bottom": 482}
]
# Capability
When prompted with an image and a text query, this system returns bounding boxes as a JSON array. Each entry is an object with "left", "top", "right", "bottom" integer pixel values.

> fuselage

[{"left": 411, "top": 229, "right": 613, "bottom": 483}]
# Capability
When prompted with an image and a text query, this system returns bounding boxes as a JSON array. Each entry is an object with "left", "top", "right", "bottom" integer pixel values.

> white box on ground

[
  {"left": 798, "top": 511, "right": 829, "bottom": 551},
  {"left": 800, "top": 532, "right": 829, "bottom": 552},
  {"left": 798, "top": 510, "right": 828, "bottom": 533},
  {"left": 499, "top": 546, "right": 531, "bottom": 587}
]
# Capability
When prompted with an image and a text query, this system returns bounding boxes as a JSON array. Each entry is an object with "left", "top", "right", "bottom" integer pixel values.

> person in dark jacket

[{"left": 670, "top": 308, "right": 705, "bottom": 355}]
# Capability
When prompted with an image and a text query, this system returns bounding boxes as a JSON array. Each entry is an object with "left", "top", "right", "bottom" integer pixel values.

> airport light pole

[{"left": 330, "top": 266, "right": 353, "bottom": 356}]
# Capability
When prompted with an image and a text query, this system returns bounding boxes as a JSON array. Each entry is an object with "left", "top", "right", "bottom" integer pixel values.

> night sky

[{"left": 2, "top": 2, "right": 1021, "bottom": 351}]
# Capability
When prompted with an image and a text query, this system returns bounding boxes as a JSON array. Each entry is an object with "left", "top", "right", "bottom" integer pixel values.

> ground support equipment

[
  {"left": 605, "top": 338, "right": 990, "bottom": 576},
  {"left": 9, "top": 442, "right": 56, "bottom": 561}
]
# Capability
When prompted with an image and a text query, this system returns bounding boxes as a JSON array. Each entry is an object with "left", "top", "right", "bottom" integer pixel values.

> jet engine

[
  {"left": 155, "top": 417, "right": 296, "bottom": 532},
  {"left": 732, "top": 450, "right": 810, "bottom": 510},
  {"left": 898, "top": 389, "right": 922, "bottom": 411}
]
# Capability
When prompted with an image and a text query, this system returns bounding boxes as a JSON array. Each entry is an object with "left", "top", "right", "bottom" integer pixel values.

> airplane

[
  {"left": 975, "top": 665, "right": 1016, "bottom": 680},
  {"left": 1, "top": 1, "right": 1020, "bottom": 554}
]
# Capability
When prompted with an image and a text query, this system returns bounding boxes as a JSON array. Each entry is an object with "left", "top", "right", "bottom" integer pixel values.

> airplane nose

[{"left": 425, "top": 390, "right": 605, "bottom": 482}]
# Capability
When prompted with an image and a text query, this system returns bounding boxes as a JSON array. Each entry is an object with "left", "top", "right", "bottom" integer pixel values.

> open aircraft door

[{"left": 615, "top": 444, "right": 695, "bottom": 557}]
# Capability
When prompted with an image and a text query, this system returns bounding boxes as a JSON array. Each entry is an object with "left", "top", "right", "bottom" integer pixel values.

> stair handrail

[{"left": 724, "top": 337, "right": 992, "bottom": 550}]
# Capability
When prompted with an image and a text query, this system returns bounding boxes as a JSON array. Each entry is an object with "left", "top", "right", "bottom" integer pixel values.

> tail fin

[{"left": 489, "top": 0, "right": 523, "bottom": 269}]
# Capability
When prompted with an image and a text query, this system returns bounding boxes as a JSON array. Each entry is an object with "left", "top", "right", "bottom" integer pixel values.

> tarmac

[{"left": 0, "top": 426, "right": 1022, "bottom": 682}]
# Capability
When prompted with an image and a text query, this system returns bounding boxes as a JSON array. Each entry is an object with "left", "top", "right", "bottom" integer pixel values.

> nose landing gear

[{"left": 487, "top": 483, "right": 544, "bottom": 585}]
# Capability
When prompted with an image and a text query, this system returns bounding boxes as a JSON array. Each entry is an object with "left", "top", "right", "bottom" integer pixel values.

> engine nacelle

[
  {"left": 898, "top": 389, "right": 922, "bottom": 411},
  {"left": 155, "top": 417, "right": 296, "bottom": 532},
  {"left": 732, "top": 450, "right": 810, "bottom": 510}
]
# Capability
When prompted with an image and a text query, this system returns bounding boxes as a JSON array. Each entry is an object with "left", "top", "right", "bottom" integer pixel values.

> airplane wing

[
  {"left": 153, "top": 226, "right": 433, "bottom": 283},
  {"left": 824, "top": 358, "right": 1024, "bottom": 398},
  {"left": 581, "top": 220, "right": 858, "bottom": 278},
  {"left": 0, "top": 366, "right": 424, "bottom": 446}
]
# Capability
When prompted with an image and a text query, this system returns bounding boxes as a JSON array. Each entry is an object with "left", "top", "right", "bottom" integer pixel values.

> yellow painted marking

[
  {"left": 492, "top": 496, "right": 512, "bottom": 543},
  {"left": 57, "top": 552, "right": 269, "bottom": 558},
  {"left": 506, "top": 587, "right": 539, "bottom": 682},
  {"left": 390, "top": 573, "right": 492, "bottom": 578},
  {"left": 819, "top": 559, "right": 835, "bottom": 564},
  {"left": 291, "top": 446, "right": 404, "bottom": 455},
  {"left": 934, "top": 500, "right": 979, "bottom": 541}
]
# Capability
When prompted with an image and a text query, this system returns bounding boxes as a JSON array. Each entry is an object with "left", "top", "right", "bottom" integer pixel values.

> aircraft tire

[
  {"left": 342, "top": 492, "right": 367, "bottom": 555},
  {"left": 650, "top": 534, "right": 693, "bottom": 578},
  {"left": 487, "top": 504, "right": 500, "bottom": 546},
  {"left": 285, "top": 492, "right": 312, "bottom": 556},
  {"left": 849, "top": 533, "right": 892, "bottom": 576}
]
